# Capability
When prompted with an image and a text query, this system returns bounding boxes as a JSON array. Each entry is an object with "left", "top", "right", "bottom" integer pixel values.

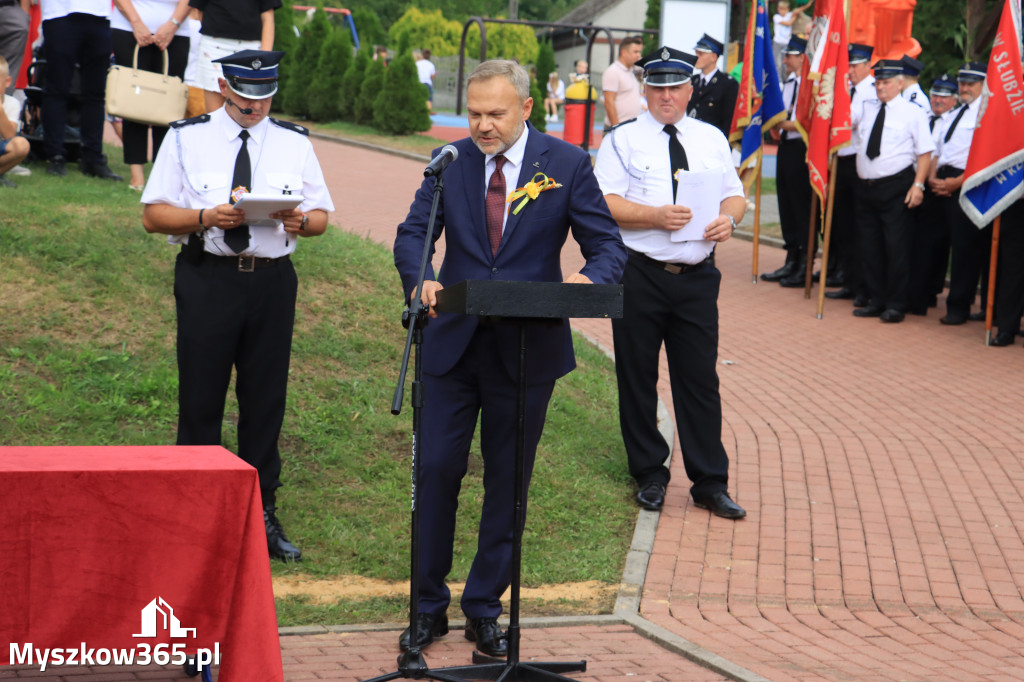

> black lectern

[{"left": 436, "top": 280, "right": 623, "bottom": 681}]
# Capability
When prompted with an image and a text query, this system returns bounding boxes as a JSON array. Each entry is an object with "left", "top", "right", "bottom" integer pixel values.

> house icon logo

[{"left": 132, "top": 597, "right": 197, "bottom": 638}]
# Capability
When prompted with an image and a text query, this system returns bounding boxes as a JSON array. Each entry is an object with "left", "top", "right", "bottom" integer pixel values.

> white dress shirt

[
  {"left": 142, "top": 106, "right": 335, "bottom": 258},
  {"left": 41, "top": 0, "right": 111, "bottom": 21},
  {"left": 932, "top": 97, "right": 980, "bottom": 171},
  {"left": 902, "top": 82, "right": 933, "bottom": 117},
  {"left": 484, "top": 125, "right": 530, "bottom": 235},
  {"left": 839, "top": 75, "right": 875, "bottom": 158},
  {"left": 854, "top": 95, "right": 935, "bottom": 180},
  {"left": 780, "top": 74, "right": 801, "bottom": 141},
  {"left": 594, "top": 112, "right": 744, "bottom": 264}
]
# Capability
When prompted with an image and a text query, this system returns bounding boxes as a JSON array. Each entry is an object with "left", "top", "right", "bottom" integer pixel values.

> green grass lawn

[{"left": 0, "top": 150, "right": 637, "bottom": 625}]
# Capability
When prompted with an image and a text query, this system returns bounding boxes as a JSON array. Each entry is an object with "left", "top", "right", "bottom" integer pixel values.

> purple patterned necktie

[{"left": 486, "top": 155, "right": 507, "bottom": 256}]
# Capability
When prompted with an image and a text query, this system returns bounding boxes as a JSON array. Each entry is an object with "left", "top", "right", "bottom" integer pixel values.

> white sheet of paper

[
  {"left": 669, "top": 169, "right": 721, "bottom": 242},
  {"left": 233, "top": 194, "right": 304, "bottom": 227}
]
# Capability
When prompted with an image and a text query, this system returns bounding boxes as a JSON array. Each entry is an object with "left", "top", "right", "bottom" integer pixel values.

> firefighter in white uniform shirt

[
  {"left": 593, "top": 46, "right": 747, "bottom": 520},
  {"left": 851, "top": 58, "right": 934, "bottom": 323},
  {"left": 141, "top": 49, "right": 335, "bottom": 562}
]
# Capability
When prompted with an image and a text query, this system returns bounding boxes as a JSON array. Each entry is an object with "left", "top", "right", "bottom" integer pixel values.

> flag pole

[
  {"left": 803, "top": 193, "right": 819, "bottom": 298},
  {"left": 817, "top": 154, "right": 839, "bottom": 318},
  {"left": 752, "top": 162, "right": 763, "bottom": 283},
  {"left": 984, "top": 215, "right": 1001, "bottom": 346}
]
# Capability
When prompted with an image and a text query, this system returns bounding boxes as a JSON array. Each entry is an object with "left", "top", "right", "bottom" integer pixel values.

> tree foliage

[
  {"left": 373, "top": 52, "right": 433, "bottom": 135},
  {"left": 535, "top": 40, "right": 555, "bottom": 88},
  {"left": 309, "top": 26, "right": 353, "bottom": 122},
  {"left": 464, "top": 19, "right": 540, "bottom": 63},
  {"left": 387, "top": 8, "right": 463, "bottom": 57},
  {"left": 528, "top": 78, "right": 547, "bottom": 133},
  {"left": 283, "top": 2, "right": 332, "bottom": 117},
  {"left": 349, "top": 7, "right": 388, "bottom": 52},
  {"left": 355, "top": 56, "right": 385, "bottom": 125},
  {"left": 643, "top": 0, "right": 661, "bottom": 53},
  {"left": 339, "top": 47, "right": 371, "bottom": 121},
  {"left": 272, "top": 0, "right": 299, "bottom": 112}
]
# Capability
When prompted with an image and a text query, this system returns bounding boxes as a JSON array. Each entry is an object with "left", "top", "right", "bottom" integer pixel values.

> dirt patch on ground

[{"left": 273, "top": 575, "right": 617, "bottom": 608}]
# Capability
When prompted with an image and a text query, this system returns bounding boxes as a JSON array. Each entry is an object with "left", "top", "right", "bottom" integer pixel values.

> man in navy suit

[{"left": 393, "top": 59, "right": 625, "bottom": 658}]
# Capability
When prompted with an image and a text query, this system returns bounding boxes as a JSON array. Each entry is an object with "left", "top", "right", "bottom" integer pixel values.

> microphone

[
  {"left": 227, "top": 99, "right": 254, "bottom": 116},
  {"left": 424, "top": 145, "right": 459, "bottom": 177}
]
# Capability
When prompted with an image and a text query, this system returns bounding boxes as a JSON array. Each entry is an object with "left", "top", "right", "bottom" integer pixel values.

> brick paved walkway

[{"left": 11, "top": 131, "right": 1022, "bottom": 682}]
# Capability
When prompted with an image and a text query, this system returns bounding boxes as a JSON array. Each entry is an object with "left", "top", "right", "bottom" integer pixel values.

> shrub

[
  {"left": 339, "top": 47, "right": 370, "bottom": 121},
  {"left": 309, "top": 28, "right": 353, "bottom": 122},
  {"left": 283, "top": 3, "right": 332, "bottom": 117},
  {"left": 373, "top": 51, "right": 432, "bottom": 135},
  {"left": 354, "top": 56, "right": 385, "bottom": 125}
]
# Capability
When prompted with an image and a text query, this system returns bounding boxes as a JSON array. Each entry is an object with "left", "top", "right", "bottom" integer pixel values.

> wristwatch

[
  {"left": 299, "top": 214, "right": 309, "bottom": 231},
  {"left": 169, "top": 17, "right": 181, "bottom": 26},
  {"left": 726, "top": 215, "right": 737, "bottom": 232},
  {"left": 912, "top": 182, "right": 926, "bottom": 191}
]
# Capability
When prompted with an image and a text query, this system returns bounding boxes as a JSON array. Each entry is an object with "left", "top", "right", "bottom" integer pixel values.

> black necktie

[
  {"left": 225, "top": 130, "right": 251, "bottom": 253},
  {"left": 664, "top": 124, "right": 688, "bottom": 200},
  {"left": 929, "top": 114, "right": 938, "bottom": 132},
  {"left": 944, "top": 104, "right": 968, "bottom": 143},
  {"left": 866, "top": 102, "right": 885, "bottom": 160}
]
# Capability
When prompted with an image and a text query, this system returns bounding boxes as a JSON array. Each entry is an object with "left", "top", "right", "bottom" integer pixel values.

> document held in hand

[{"left": 669, "top": 168, "right": 722, "bottom": 242}]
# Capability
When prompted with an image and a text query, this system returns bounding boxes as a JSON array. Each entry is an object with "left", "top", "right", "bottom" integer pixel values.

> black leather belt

[
  {"left": 0, "top": 0, "right": 19, "bottom": 7},
  {"left": 628, "top": 248, "right": 710, "bottom": 275},
  {"left": 204, "top": 253, "right": 290, "bottom": 272},
  {"left": 861, "top": 166, "right": 914, "bottom": 186},
  {"left": 937, "top": 165, "right": 965, "bottom": 179}
]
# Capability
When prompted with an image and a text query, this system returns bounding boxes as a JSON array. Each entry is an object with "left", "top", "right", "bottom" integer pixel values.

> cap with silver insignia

[
  {"left": 957, "top": 61, "right": 987, "bottom": 82},
  {"left": 638, "top": 45, "right": 696, "bottom": 87},
  {"left": 900, "top": 55, "right": 924, "bottom": 77},
  {"left": 848, "top": 43, "right": 874, "bottom": 65},
  {"left": 929, "top": 73, "right": 957, "bottom": 96},
  {"left": 782, "top": 36, "right": 806, "bottom": 55},
  {"left": 695, "top": 33, "right": 724, "bottom": 56},
  {"left": 214, "top": 49, "right": 285, "bottom": 100},
  {"left": 872, "top": 59, "right": 904, "bottom": 80}
]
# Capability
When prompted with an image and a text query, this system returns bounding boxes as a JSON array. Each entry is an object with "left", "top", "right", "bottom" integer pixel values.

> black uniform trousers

[
  {"left": 857, "top": 166, "right": 916, "bottom": 312},
  {"left": 939, "top": 166, "right": 993, "bottom": 320},
  {"left": 612, "top": 252, "right": 729, "bottom": 500},
  {"left": 776, "top": 136, "right": 812, "bottom": 254},
  {"left": 417, "top": 324, "right": 555, "bottom": 619},
  {"left": 994, "top": 199, "right": 1024, "bottom": 334},
  {"left": 908, "top": 187, "right": 945, "bottom": 314},
  {"left": 833, "top": 155, "right": 864, "bottom": 296},
  {"left": 174, "top": 251, "right": 298, "bottom": 504},
  {"left": 41, "top": 13, "right": 111, "bottom": 163},
  {"left": 111, "top": 29, "right": 190, "bottom": 165}
]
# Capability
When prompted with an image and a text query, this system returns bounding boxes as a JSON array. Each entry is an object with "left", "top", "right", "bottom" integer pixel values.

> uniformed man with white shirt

[
  {"left": 930, "top": 61, "right": 990, "bottom": 326},
  {"left": 899, "top": 55, "right": 933, "bottom": 116},
  {"left": 594, "top": 46, "right": 746, "bottom": 519},
  {"left": 908, "top": 73, "right": 959, "bottom": 314},
  {"left": 826, "top": 42, "right": 875, "bottom": 305},
  {"left": 687, "top": 33, "right": 738, "bottom": 138},
  {"left": 851, "top": 59, "right": 934, "bottom": 323},
  {"left": 141, "top": 50, "right": 334, "bottom": 562},
  {"left": 761, "top": 36, "right": 812, "bottom": 287}
]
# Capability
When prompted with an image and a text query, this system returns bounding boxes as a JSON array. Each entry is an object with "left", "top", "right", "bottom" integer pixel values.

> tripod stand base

[{"left": 361, "top": 651, "right": 586, "bottom": 682}]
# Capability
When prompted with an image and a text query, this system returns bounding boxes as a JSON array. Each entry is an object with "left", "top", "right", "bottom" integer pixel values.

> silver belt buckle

[{"left": 238, "top": 255, "right": 256, "bottom": 272}]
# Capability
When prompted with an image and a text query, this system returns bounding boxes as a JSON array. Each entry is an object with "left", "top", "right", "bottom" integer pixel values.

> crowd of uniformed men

[{"left": 751, "top": 36, "right": 1024, "bottom": 344}]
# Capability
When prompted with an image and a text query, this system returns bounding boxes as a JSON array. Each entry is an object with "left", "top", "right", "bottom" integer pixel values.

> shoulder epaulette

[
  {"left": 169, "top": 114, "right": 210, "bottom": 129},
  {"left": 270, "top": 117, "right": 309, "bottom": 136},
  {"left": 606, "top": 117, "right": 638, "bottom": 133}
]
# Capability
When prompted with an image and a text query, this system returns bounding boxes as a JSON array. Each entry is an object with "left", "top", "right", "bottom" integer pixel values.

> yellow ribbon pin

[{"left": 507, "top": 172, "right": 562, "bottom": 215}]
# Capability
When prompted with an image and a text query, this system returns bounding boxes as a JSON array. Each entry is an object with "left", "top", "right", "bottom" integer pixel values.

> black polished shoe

[
  {"left": 880, "top": 309, "right": 905, "bottom": 323},
  {"left": 264, "top": 505, "right": 302, "bottom": 562},
  {"left": 824, "top": 287, "right": 855, "bottom": 300},
  {"left": 778, "top": 270, "right": 808, "bottom": 287},
  {"left": 853, "top": 306, "right": 884, "bottom": 318},
  {"left": 636, "top": 482, "right": 666, "bottom": 511},
  {"left": 399, "top": 612, "right": 449, "bottom": 651},
  {"left": 853, "top": 294, "right": 870, "bottom": 308},
  {"left": 969, "top": 311, "right": 986, "bottom": 322},
  {"left": 693, "top": 491, "right": 746, "bottom": 519},
  {"left": 825, "top": 271, "right": 845, "bottom": 288},
  {"left": 760, "top": 256, "right": 798, "bottom": 282},
  {"left": 464, "top": 617, "right": 507, "bottom": 658},
  {"left": 46, "top": 156, "right": 67, "bottom": 176},
  {"left": 79, "top": 156, "right": 124, "bottom": 181},
  {"left": 940, "top": 314, "right": 967, "bottom": 325},
  {"left": 990, "top": 331, "right": 1017, "bottom": 347}
]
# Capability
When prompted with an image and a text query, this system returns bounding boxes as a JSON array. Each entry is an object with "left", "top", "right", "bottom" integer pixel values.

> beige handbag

[{"left": 106, "top": 45, "right": 188, "bottom": 126}]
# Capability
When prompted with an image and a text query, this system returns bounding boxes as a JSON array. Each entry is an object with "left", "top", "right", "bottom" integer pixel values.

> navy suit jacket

[{"left": 394, "top": 126, "right": 626, "bottom": 384}]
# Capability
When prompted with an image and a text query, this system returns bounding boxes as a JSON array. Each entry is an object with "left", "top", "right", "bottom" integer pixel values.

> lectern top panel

[{"left": 435, "top": 280, "right": 623, "bottom": 319}]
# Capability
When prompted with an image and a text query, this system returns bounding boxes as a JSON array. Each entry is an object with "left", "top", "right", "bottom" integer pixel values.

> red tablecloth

[{"left": 0, "top": 446, "right": 283, "bottom": 681}]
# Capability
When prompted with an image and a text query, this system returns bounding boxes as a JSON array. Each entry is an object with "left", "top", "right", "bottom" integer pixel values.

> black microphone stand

[{"left": 364, "top": 171, "right": 481, "bottom": 682}]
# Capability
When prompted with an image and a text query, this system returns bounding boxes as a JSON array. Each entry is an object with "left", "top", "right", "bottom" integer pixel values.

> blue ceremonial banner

[{"left": 730, "top": 0, "right": 787, "bottom": 177}]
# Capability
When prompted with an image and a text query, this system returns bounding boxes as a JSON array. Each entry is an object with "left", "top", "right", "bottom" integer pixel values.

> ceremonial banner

[
  {"left": 794, "top": 0, "right": 851, "bottom": 202},
  {"left": 729, "top": 0, "right": 786, "bottom": 184},
  {"left": 960, "top": 0, "right": 1024, "bottom": 227}
]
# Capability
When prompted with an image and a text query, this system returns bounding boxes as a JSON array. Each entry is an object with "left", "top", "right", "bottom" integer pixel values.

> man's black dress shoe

[
  {"left": 79, "top": 156, "right": 123, "bottom": 181},
  {"left": 693, "top": 491, "right": 746, "bottom": 519},
  {"left": 636, "top": 482, "right": 666, "bottom": 511},
  {"left": 969, "top": 311, "right": 986, "bottom": 321},
  {"left": 990, "top": 331, "right": 1017, "bottom": 347},
  {"left": 464, "top": 617, "right": 507, "bottom": 658},
  {"left": 46, "top": 156, "right": 67, "bottom": 177},
  {"left": 399, "top": 612, "right": 449, "bottom": 651},
  {"left": 264, "top": 505, "right": 302, "bottom": 561},
  {"left": 825, "top": 271, "right": 845, "bottom": 288},
  {"left": 853, "top": 306, "right": 884, "bottom": 318},
  {"left": 760, "top": 259, "right": 798, "bottom": 282},
  {"left": 778, "top": 271, "right": 808, "bottom": 288},
  {"left": 825, "top": 287, "right": 854, "bottom": 300},
  {"left": 853, "top": 294, "right": 870, "bottom": 308},
  {"left": 940, "top": 314, "right": 966, "bottom": 325},
  {"left": 880, "top": 309, "right": 905, "bottom": 323}
]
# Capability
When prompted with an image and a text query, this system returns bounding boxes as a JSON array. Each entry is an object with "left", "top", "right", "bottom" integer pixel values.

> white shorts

[{"left": 195, "top": 34, "right": 261, "bottom": 93}]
